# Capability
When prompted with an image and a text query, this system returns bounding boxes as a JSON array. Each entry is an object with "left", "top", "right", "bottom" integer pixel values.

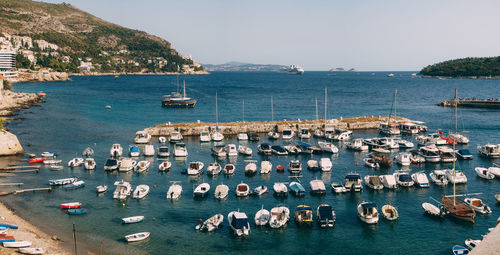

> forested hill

[
  {"left": 420, "top": 57, "right": 500, "bottom": 77},
  {"left": 0, "top": 0, "right": 204, "bottom": 74}
]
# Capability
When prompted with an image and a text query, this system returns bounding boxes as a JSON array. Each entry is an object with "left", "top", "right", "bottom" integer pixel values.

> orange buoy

[
  {"left": 198, "top": 218, "right": 203, "bottom": 222},
  {"left": 152, "top": 217, "right": 156, "bottom": 221}
]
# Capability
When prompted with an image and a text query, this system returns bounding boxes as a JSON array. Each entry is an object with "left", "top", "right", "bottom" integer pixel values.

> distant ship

[
  {"left": 283, "top": 65, "right": 304, "bottom": 75},
  {"left": 162, "top": 80, "right": 197, "bottom": 108}
]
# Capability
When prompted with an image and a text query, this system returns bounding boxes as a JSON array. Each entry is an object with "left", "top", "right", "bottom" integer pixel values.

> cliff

[{"left": 0, "top": 131, "right": 23, "bottom": 156}]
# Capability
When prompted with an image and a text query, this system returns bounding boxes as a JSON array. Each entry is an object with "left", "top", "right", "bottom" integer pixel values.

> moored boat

[
  {"left": 214, "top": 184, "right": 229, "bottom": 200},
  {"left": 331, "top": 182, "right": 346, "bottom": 193},
  {"left": 166, "top": 182, "right": 182, "bottom": 200},
  {"left": 441, "top": 195, "right": 476, "bottom": 223},
  {"left": 207, "top": 162, "right": 222, "bottom": 176},
  {"left": 252, "top": 185, "right": 268, "bottom": 196},
  {"left": 464, "top": 197, "right": 492, "bottom": 214},
  {"left": 135, "top": 160, "right": 150, "bottom": 173},
  {"left": 235, "top": 182, "right": 250, "bottom": 197},
  {"left": 237, "top": 145, "right": 252, "bottom": 156},
  {"left": 357, "top": 201, "right": 379, "bottom": 224},
  {"left": 49, "top": 177, "right": 77, "bottom": 186},
  {"left": 113, "top": 180, "right": 132, "bottom": 200},
  {"left": 187, "top": 161, "right": 204, "bottom": 175},
  {"left": 422, "top": 202, "right": 444, "bottom": 218},
  {"left": 67, "top": 157, "right": 84, "bottom": 167},
  {"left": 344, "top": 173, "right": 363, "bottom": 192},
  {"left": 452, "top": 245, "right": 470, "bottom": 255},
  {"left": 381, "top": 204, "right": 399, "bottom": 221},
  {"left": 316, "top": 204, "right": 335, "bottom": 228},
  {"left": 158, "top": 161, "right": 172, "bottom": 172},
  {"left": 122, "top": 216, "right": 144, "bottom": 224},
  {"left": 364, "top": 175, "right": 383, "bottom": 190},
  {"left": 196, "top": 214, "right": 224, "bottom": 232},
  {"left": 110, "top": 144, "right": 123, "bottom": 157},
  {"left": 18, "top": 248, "right": 45, "bottom": 254},
  {"left": 96, "top": 185, "right": 107, "bottom": 193},
  {"left": 269, "top": 206, "right": 290, "bottom": 228},
  {"left": 289, "top": 181, "right": 305, "bottom": 196},
  {"left": 474, "top": 167, "right": 495, "bottom": 180},
  {"left": 223, "top": 164, "right": 235, "bottom": 175},
  {"left": 411, "top": 171, "right": 430, "bottom": 187},
  {"left": 255, "top": 206, "right": 271, "bottom": 226},
  {"left": 309, "top": 179, "right": 326, "bottom": 195},
  {"left": 294, "top": 205, "right": 313, "bottom": 226},
  {"left": 119, "top": 158, "right": 137, "bottom": 172},
  {"left": 430, "top": 170, "right": 449, "bottom": 186},
  {"left": 273, "top": 182, "right": 288, "bottom": 196},
  {"left": 3, "top": 241, "right": 31, "bottom": 248},
  {"left": 228, "top": 211, "right": 250, "bottom": 237},
  {"left": 67, "top": 208, "right": 87, "bottom": 215},
  {"left": 63, "top": 180, "right": 85, "bottom": 190},
  {"left": 132, "top": 184, "right": 150, "bottom": 199},
  {"left": 244, "top": 161, "right": 257, "bottom": 176},
  {"left": 60, "top": 202, "right": 82, "bottom": 209},
  {"left": 125, "top": 232, "right": 150, "bottom": 242},
  {"left": 193, "top": 183, "right": 210, "bottom": 198}
]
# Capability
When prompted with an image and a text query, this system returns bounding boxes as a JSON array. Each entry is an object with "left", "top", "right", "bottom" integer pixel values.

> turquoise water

[{"left": 2, "top": 72, "right": 500, "bottom": 254}]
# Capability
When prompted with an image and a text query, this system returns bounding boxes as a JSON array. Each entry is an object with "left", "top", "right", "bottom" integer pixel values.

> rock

[{"left": 0, "top": 131, "right": 24, "bottom": 156}]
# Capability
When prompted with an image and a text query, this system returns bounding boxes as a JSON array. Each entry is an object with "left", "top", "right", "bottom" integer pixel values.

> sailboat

[
  {"left": 313, "top": 98, "right": 324, "bottom": 138},
  {"left": 162, "top": 78, "right": 197, "bottom": 108},
  {"left": 268, "top": 96, "right": 280, "bottom": 139},
  {"left": 237, "top": 100, "right": 248, "bottom": 140},
  {"left": 444, "top": 89, "right": 469, "bottom": 144},
  {"left": 211, "top": 92, "right": 224, "bottom": 141},
  {"left": 441, "top": 88, "right": 476, "bottom": 223},
  {"left": 378, "top": 89, "right": 400, "bottom": 135}
]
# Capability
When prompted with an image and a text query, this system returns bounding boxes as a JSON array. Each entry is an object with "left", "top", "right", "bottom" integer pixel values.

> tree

[
  {"left": 3, "top": 79, "right": 13, "bottom": 91},
  {"left": 16, "top": 53, "right": 31, "bottom": 69}
]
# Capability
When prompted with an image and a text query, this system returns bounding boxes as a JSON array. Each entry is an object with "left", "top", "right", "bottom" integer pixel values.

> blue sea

[{"left": 1, "top": 72, "right": 499, "bottom": 254}]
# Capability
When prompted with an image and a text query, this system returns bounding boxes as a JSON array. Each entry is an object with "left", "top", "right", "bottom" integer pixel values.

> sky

[{"left": 43, "top": 0, "right": 500, "bottom": 70}]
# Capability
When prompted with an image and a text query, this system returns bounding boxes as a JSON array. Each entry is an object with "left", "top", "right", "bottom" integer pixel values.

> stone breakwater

[
  {"left": 0, "top": 90, "right": 45, "bottom": 117},
  {"left": 143, "top": 116, "right": 409, "bottom": 136}
]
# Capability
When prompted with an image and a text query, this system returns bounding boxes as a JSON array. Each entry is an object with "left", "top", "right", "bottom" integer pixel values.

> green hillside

[{"left": 420, "top": 57, "right": 500, "bottom": 77}]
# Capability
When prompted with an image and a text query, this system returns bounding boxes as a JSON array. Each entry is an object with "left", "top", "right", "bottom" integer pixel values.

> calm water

[{"left": 2, "top": 72, "right": 500, "bottom": 254}]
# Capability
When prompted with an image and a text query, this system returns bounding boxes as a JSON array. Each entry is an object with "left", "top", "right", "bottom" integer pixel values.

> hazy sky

[{"left": 44, "top": 0, "right": 500, "bottom": 70}]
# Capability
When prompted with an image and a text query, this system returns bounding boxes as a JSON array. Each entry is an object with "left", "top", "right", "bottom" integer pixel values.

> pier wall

[{"left": 143, "top": 116, "right": 408, "bottom": 137}]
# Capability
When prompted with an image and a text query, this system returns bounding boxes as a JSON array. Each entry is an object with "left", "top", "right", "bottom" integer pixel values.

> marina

[{"left": 1, "top": 72, "right": 499, "bottom": 255}]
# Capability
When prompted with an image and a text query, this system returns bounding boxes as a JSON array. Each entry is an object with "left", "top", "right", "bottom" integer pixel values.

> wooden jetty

[
  {"left": 0, "top": 165, "right": 41, "bottom": 170},
  {"left": 144, "top": 116, "right": 412, "bottom": 137},
  {"left": 0, "top": 187, "right": 51, "bottom": 196}
]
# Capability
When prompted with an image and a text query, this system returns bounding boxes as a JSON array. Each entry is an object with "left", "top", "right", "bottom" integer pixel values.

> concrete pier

[{"left": 143, "top": 116, "right": 410, "bottom": 137}]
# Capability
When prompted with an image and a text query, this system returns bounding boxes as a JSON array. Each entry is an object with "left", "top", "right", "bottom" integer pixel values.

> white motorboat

[
  {"left": 307, "top": 159, "right": 320, "bottom": 171},
  {"left": 169, "top": 130, "right": 183, "bottom": 143},
  {"left": 465, "top": 238, "right": 481, "bottom": 251},
  {"left": 225, "top": 144, "right": 238, "bottom": 157},
  {"left": 318, "top": 141, "right": 339, "bottom": 153},
  {"left": 363, "top": 158, "right": 379, "bottom": 168},
  {"left": 113, "top": 180, "right": 132, "bottom": 200},
  {"left": 223, "top": 164, "right": 235, "bottom": 175},
  {"left": 134, "top": 131, "right": 151, "bottom": 144},
  {"left": 381, "top": 204, "right": 399, "bottom": 221},
  {"left": 313, "top": 128, "right": 324, "bottom": 138},
  {"left": 49, "top": 177, "right": 77, "bottom": 186},
  {"left": 236, "top": 182, "right": 250, "bottom": 197},
  {"left": 252, "top": 185, "right": 268, "bottom": 196},
  {"left": 257, "top": 143, "right": 272, "bottom": 155},
  {"left": 464, "top": 197, "right": 492, "bottom": 214},
  {"left": 329, "top": 129, "right": 352, "bottom": 141},
  {"left": 214, "top": 184, "right": 229, "bottom": 199},
  {"left": 378, "top": 122, "right": 400, "bottom": 136},
  {"left": 324, "top": 126, "right": 335, "bottom": 138},
  {"left": 96, "top": 185, "right": 107, "bottom": 193},
  {"left": 199, "top": 131, "right": 211, "bottom": 142},
  {"left": 122, "top": 216, "right": 144, "bottom": 224},
  {"left": 260, "top": 161, "right": 272, "bottom": 174},
  {"left": 244, "top": 161, "right": 257, "bottom": 175},
  {"left": 132, "top": 185, "right": 150, "bottom": 199},
  {"left": 50, "top": 165, "right": 63, "bottom": 171},
  {"left": 173, "top": 142, "right": 188, "bottom": 157},
  {"left": 83, "top": 158, "right": 96, "bottom": 170},
  {"left": 68, "top": 157, "right": 84, "bottom": 167},
  {"left": 477, "top": 144, "right": 500, "bottom": 158},
  {"left": 211, "top": 131, "right": 224, "bottom": 142},
  {"left": 317, "top": 204, "right": 335, "bottom": 228},
  {"left": 18, "top": 248, "right": 45, "bottom": 254},
  {"left": 269, "top": 206, "right": 290, "bottom": 228},
  {"left": 430, "top": 170, "right": 449, "bottom": 186},
  {"left": 357, "top": 201, "right": 379, "bottom": 224},
  {"left": 158, "top": 161, "right": 171, "bottom": 171},
  {"left": 488, "top": 167, "right": 500, "bottom": 177},
  {"left": 237, "top": 145, "right": 252, "bottom": 156},
  {"left": 196, "top": 214, "right": 224, "bottom": 232},
  {"left": 110, "top": 143, "right": 123, "bottom": 157},
  {"left": 346, "top": 138, "right": 369, "bottom": 151},
  {"left": 283, "top": 145, "right": 302, "bottom": 154},
  {"left": 193, "top": 183, "right": 211, "bottom": 198},
  {"left": 273, "top": 182, "right": 288, "bottom": 196},
  {"left": 379, "top": 175, "right": 397, "bottom": 189},
  {"left": 395, "top": 152, "right": 411, "bottom": 166},
  {"left": 298, "top": 128, "right": 311, "bottom": 139},
  {"left": 410, "top": 150, "right": 426, "bottom": 164},
  {"left": 159, "top": 136, "right": 167, "bottom": 144},
  {"left": 125, "top": 232, "right": 150, "bottom": 242},
  {"left": 166, "top": 182, "right": 182, "bottom": 199},
  {"left": 474, "top": 167, "right": 495, "bottom": 180},
  {"left": 422, "top": 202, "right": 444, "bottom": 218},
  {"left": 393, "top": 171, "right": 414, "bottom": 187},
  {"left": 331, "top": 182, "right": 346, "bottom": 193},
  {"left": 255, "top": 206, "right": 271, "bottom": 226},
  {"left": 446, "top": 168, "right": 468, "bottom": 184},
  {"left": 411, "top": 171, "right": 430, "bottom": 187},
  {"left": 399, "top": 122, "right": 420, "bottom": 134},
  {"left": 119, "top": 158, "right": 136, "bottom": 172},
  {"left": 207, "top": 162, "right": 222, "bottom": 176},
  {"left": 3, "top": 241, "right": 32, "bottom": 248},
  {"left": 395, "top": 138, "right": 414, "bottom": 148},
  {"left": 187, "top": 161, "right": 204, "bottom": 175},
  {"left": 439, "top": 146, "right": 456, "bottom": 163},
  {"left": 134, "top": 160, "right": 150, "bottom": 173},
  {"left": 364, "top": 175, "right": 384, "bottom": 190},
  {"left": 310, "top": 179, "right": 326, "bottom": 194},
  {"left": 419, "top": 145, "right": 441, "bottom": 163},
  {"left": 319, "top": 158, "right": 332, "bottom": 172},
  {"left": 288, "top": 160, "right": 302, "bottom": 174},
  {"left": 282, "top": 128, "right": 294, "bottom": 140},
  {"left": 143, "top": 144, "right": 155, "bottom": 157},
  {"left": 43, "top": 160, "right": 60, "bottom": 166},
  {"left": 448, "top": 133, "right": 469, "bottom": 144},
  {"left": 237, "top": 133, "right": 249, "bottom": 141},
  {"left": 157, "top": 146, "right": 169, "bottom": 157},
  {"left": 268, "top": 131, "right": 280, "bottom": 140},
  {"left": 228, "top": 211, "right": 250, "bottom": 237},
  {"left": 344, "top": 173, "right": 363, "bottom": 192},
  {"left": 211, "top": 145, "right": 227, "bottom": 157},
  {"left": 82, "top": 147, "right": 94, "bottom": 157}
]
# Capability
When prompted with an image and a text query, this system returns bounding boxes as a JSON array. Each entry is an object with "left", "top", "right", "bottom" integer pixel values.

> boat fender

[
  {"left": 198, "top": 219, "right": 203, "bottom": 222},
  {"left": 152, "top": 217, "right": 155, "bottom": 221},
  {"left": 153, "top": 185, "right": 157, "bottom": 188}
]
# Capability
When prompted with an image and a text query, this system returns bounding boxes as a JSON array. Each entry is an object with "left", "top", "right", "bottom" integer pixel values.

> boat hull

[{"left": 162, "top": 100, "right": 197, "bottom": 108}]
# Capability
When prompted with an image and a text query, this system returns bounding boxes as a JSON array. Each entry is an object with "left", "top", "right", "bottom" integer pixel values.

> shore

[
  {"left": 0, "top": 201, "right": 70, "bottom": 255},
  {"left": 470, "top": 221, "right": 500, "bottom": 255},
  {"left": 69, "top": 70, "right": 210, "bottom": 76},
  {"left": 0, "top": 90, "right": 45, "bottom": 118}
]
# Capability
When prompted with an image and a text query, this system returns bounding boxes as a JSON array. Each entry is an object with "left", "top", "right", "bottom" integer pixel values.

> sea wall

[
  {"left": 470, "top": 221, "right": 500, "bottom": 255},
  {"left": 0, "top": 131, "right": 24, "bottom": 156},
  {"left": 143, "top": 116, "right": 409, "bottom": 136}
]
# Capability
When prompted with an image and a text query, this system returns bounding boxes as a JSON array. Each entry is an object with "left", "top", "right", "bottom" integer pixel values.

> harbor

[{"left": 438, "top": 97, "right": 500, "bottom": 108}]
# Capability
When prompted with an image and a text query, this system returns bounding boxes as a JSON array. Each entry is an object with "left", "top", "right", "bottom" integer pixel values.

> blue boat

[
  {"left": 0, "top": 223, "right": 18, "bottom": 229},
  {"left": 129, "top": 145, "right": 140, "bottom": 157},
  {"left": 456, "top": 149, "right": 473, "bottom": 160},
  {"left": 452, "top": 245, "right": 469, "bottom": 255},
  {"left": 289, "top": 182, "right": 305, "bottom": 196},
  {"left": 68, "top": 209, "right": 87, "bottom": 215},
  {"left": 296, "top": 141, "right": 321, "bottom": 154},
  {"left": 0, "top": 226, "right": 7, "bottom": 232},
  {"left": 0, "top": 239, "right": 15, "bottom": 244},
  {"left": 63, "top": 180, "right": 85, "bottom": 190}
]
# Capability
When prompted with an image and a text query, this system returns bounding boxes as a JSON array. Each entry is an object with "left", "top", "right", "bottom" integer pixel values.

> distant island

[
  {"left": 203, "top": 61, "right": 288, "bottom": 72},
  {"left": 420, "top": 56, "right": 500, "bottom": 78}
]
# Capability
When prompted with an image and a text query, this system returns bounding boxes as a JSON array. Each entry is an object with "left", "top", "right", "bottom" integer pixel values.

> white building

[
  {"left": 0, "top": 43, "right": 17, "bottom": 79},
  {"left": 79, "top": 61, "right": 93, "bottom": 72},
  {"left": 21, "top": 50, "right": 36, "bottom": 64},
  {"left": 12, "top": 36, "right": 33, "bottom": 49},
  {"left": 35, "top": 40, "right": 59, "bottom": 51}
]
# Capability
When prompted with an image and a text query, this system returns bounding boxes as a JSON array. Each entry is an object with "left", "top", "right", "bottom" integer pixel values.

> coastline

[
  {"left": 470, "top": 222, "right": 500, "bottom": 255},
  {"left": 0, "top": 90, "right": 45, "bottom": 118}
]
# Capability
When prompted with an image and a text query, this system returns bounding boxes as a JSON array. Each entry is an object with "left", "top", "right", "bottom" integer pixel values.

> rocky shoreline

[{"left": 0, "top": 90, "right": 45, "bottom": 117}]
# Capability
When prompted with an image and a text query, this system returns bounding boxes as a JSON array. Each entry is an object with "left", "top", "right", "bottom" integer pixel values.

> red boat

[
  {"left": 60, "top": 202, "right": 82, "bottom": 209},
  {"left": 276, "top": 164, "right": 285, "bottom": 172},
  {"left": 28, "top": 158, "right": 45, "bottom": 164},
  {"left": 0, "top": 234, "right": 15, "bottom": 239}
]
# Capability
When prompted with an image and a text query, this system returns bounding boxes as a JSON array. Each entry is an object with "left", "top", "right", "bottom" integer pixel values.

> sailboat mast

[
  {"left": 315, "top": 98, "right": 318, "bottom": 121},
  {"left": 176, "top": 75, "right": 180, "bottom": 94},
  {"left": 242, "top": 99, "right": 245, "bottom": 122},
  {"left": 271, "top": 96, "right": 274, "bottom": 122},
  {"left": 183, "top": 80, "right": 186, "bottom": 97},
  {"left": 215, "top": 92, "right": 218, "bottom": 129},
  {"left": 394, "top": 89, "right": 397, "bottom": 118},
  {"left": 453, "top": 88, "right": 457, "bottom": 206},
  {"left": 324, "top": 88, "right": 327, "bottom": 121}
]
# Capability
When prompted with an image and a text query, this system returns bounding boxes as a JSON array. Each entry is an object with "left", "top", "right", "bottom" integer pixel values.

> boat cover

[
  {"left": 297, "top": 141, "right": 313, "bottom": 147},
  {"left": 361, "top": 202, "right": 377, "bottom": 209},
  {"left": 319, "top": 206, "right": 334, "bottom": 220}
]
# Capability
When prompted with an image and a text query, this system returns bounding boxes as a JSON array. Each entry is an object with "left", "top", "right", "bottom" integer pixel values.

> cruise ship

[{"left": 162, "top": 81, "right": 197, "bottom": 108}]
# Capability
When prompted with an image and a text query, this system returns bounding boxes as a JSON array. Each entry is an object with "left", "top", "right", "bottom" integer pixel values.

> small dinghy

[
  {"left": 207, "top": 162, "right": 222, "bottom": 176},
  {"left": 381, "top": 204, "right": 399, "bottom": 221},
  {"left": 307, "top": 160, "right": 321, "bottom": 171},
  {"left": 430, "top": 170, "right": 449, "bottom": 186},
  {"left": 244, "top": 161, "right": 257, "bottom": 176},
  {"left": 196, "top": 214, "right": 224, "bottom": 232},
  {"left": 452, "top": 245, "right": 469, "bottom": 255},
  {"left": 260, "top": 161, "right": 272, "bottom": 174},
  {"left": 18, "top": 247, "right": 45, "bottom": 254},
  {"left": 159, "top": 136, "right": 167, "bottom": 144},
  {"left": 223, "top": 164, "right": 235, "bottom": 175},
  {"left": 331, "top": 182, "right": 346, "bottom": 193},
  {"left": 238, "top": 145, "right": 253, "bottom": 156},
  {"left": 82, "top": 147, "right": 94, "bottom": 157},
  {"left": 269, "top": 206, "right": 290, "bottom": 228},
  {"left": 122, "top": 216, "right": 144, "bottom": 224},
  {"left": 43, "top": 159, "right": 62, "bottom": 165},
  {"left": 363, "top": 158, "right": 379, "bottom": 168},
  {"left": 3, "top": 241, "right": 31, "bottom": 248},
  {"left": 475, "top": 167, "right": 495, "bottom": 180},
  {"left": 135, "top": 160, "right": 151, "bottom": 173},
  {"left": 357, "top": 202, "right": 379, "bottom": 224},
  {"left": 67, "top": 209, "right": 87, "bottom": 215},
  {"left": 310, "top": 180, "right": 326, "bottom": 195},
  {"left": 166, "top": 182, "right": 182, "bottom": 200},
  {"left": 158, "top": 161, "right": 172, "bottom": 171},
  {"left": 289, "top": 181, "right": 306, "bottom": 196},
  {"left": 255, "top": 206, "right": 271, "bottom": 226},
  {"left": 422, "top": 202, "right": 444, "bottom": 218},
  {"left": 60, "top": 202, "right": 81, "bottom": 209},
  {"left": 41, "top": 152, "right": 57, "bottom": 158},
  {"left": 214, "top": 184, "right": 229, "bottom": 200},
  {"left": 252, "top": 185, "right": 268, "bottom": 196},
  {"left": 316, "top": 204, "right": 335, "bottom": 228},
  {"left": 63, "top": 180, "right": 85, "bottom": 190},
  {"left": 364, "top": 175, "right": 384, "bottom": 190},
  {"left": 236, "top": 183, "right": 250, "bottom": 197},
  {"left": 29, "top": 158, "right": 45, "bottom": 164},
  {"left": 50, "top": 165, "right": 64, "bottom": 171},
  {"left": 96, "top": 185, "right": 108, "bottom": 193},
  {"left": 228, "top": 211, "right": 250, "bottom": 237},
  {"left": 273, "top": 182, "right": 288, "bottom": 196},
  {"left": 276, "top": 164, "right": 285, "bottom": 172},
  {"left": 464, "top": 197, "right": 492, "bottom": 214},
  {"left": 411, "top": 171, "right": 430, "bottom": 188},
  {"left": 84, "top": 158, "right": 96, "bottom": 170},
  {"left": 465, "top": 238, "right": 481, "bottom": 250},
  {"left": 125, "top": 232, "right": 150, "bottom": 242},
  {"left": 132, "top": 185, "right": 150, "bottom": 199},
  {"left": 193, "top": 183, "right": 210, "bottom": 198}
]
